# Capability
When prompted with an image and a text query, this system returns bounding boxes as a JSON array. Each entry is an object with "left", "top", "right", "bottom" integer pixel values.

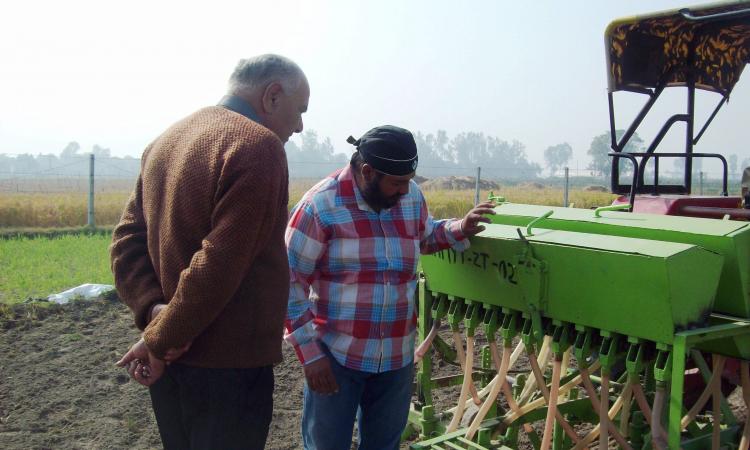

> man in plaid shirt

[{"left": 284, "top": 125, "right": 495, "bottom": 449}]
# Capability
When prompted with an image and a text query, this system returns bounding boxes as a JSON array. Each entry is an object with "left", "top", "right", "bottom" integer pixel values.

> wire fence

[
  {"left": 0, "top": 154, "right": 744, "bottom": 228},
  {"left": 1, "top": 154, "right": 742, "bottom": 191},
  {"left": 0, "top": 157, "right": 742, "bottom": 194}
]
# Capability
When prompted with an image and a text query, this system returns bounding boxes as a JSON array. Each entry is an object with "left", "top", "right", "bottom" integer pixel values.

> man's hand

[
  {"left": 303, "top": 357, "right": 339, "bottom": 395},
  {"left": 460, "top": 201, "right": 496, "bottom": 236},
  {"left": 115, "top": 338, "right": 165, "bottom": 386}
]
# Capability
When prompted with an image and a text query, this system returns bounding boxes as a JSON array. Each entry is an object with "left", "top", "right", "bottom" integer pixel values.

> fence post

[
  {"left": 474, "top": 166, "right": 481, "bottom": 205},
  {"left": 88, "top": 154, "right": 95, "bottom": 228},
  {"left": 699, "top": 171, "right": 704, "bottom": 196},
  {"left": 563, "top": 167, "right": 569, "bottom": 207}
]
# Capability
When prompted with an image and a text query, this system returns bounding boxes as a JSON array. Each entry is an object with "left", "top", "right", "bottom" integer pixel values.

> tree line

[{"left": 2, "top": 130, "right": 747, "bottom": 181}]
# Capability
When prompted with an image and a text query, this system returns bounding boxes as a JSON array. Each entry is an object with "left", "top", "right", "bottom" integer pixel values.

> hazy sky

[{"left": 1, "top": 0, "right": 748, "bottom": 173}]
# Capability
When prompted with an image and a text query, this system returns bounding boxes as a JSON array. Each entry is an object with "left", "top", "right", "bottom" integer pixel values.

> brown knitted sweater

[{"left": 110, "top": 106, "right": 289, "bottom": 368}]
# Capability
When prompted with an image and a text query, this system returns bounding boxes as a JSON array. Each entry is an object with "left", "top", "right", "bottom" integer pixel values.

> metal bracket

[
  {"left": 464, "top": 301, "right": 483, "bottom": 337},
  {"left": 625, "top": 341, "right": 645, "bottom": 381},
  {"left": 526, "top": 210, "right": 553, "bottom": 236},
  {"left": 500, "top": 309, "right": 520, "bottom": 344},
  {"left": 594, "top": 203, "right": 631, "bottom": 218},
  {"left": 598, "top": 332, "right": 622, "bottom": 375},
  {"left": 430, "top": 294, "right": 449, "bottom": 322},
  {"left": 520, "top": 315, "right": 543, "bottom": 351},
  {"left": 487, "top": 191, "right": 506, "bottom": 203},
  {"left": 653, "top": 348, "right": 672, "bottom": 383},
  {"left": 573, "top": 327, "right": 594, "bottom": 367},
  {"left": 551, "top": 322, "right": 572, "bottom": 356},
  {"left": 447, "top": 296, "right": 465, "bottom": 332},
  {"left": 482, "top": 307, "right": 500, "bottom": 343}
]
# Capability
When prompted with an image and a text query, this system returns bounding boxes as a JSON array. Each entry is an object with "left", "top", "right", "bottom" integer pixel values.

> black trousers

[{"left": 148, "top": 363, "right": 274, "bottom": 450}]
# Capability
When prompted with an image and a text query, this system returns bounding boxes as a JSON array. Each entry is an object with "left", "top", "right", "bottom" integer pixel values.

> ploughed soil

[
  {"left": 0, "top": 297, "right": 305, "bottom": 450},
  {"left": 0, "top": 297, "right": 747, "bottom": 450}
]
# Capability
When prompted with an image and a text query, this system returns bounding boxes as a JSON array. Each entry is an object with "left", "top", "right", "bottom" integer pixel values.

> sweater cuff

[
  {"left": 130, "top": 288, "right": 165, "bottom": 331},
  {"left": 142, "top": 314, "right": 168, "bottom": 359}
]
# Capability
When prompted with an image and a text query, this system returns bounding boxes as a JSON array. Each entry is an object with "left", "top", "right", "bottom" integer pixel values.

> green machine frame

[{"left": 407, "top": 221, "right": 750, "bottom": 449}]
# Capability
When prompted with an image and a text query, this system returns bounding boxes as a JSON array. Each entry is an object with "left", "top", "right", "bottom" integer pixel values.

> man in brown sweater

[{"left": 111, "top": 54, "right": 309, "bottom": 449}]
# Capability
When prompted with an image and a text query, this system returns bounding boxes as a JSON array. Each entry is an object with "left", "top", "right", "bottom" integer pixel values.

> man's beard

[{"left": 362, "top": 175, "right": 402, "bottom": 210}]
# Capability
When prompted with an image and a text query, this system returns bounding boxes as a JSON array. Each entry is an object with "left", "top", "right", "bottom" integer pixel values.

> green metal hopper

[
  {"left": 422, "top": 223, "right": 723, "bottom": 345},
  {"left": 486, "top": 202, "right": 750, "bottom": 318}
]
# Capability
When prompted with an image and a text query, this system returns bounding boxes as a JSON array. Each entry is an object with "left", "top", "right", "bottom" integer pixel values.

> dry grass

[
  {"left": 0, "top": 179, "right": 618, "bottom": 229},
  {"left": 0, "top": 192, "right": 131, "bottom": 228},
  {"left": 422, "top": 186, "right": 617, "bottom": 219}
]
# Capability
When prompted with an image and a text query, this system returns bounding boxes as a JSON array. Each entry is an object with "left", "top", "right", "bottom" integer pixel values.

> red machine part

[
  {"left": 613, "top": 195, "right": 745, "bottom": 219},
  {"left": 613, "top": 194, "right": 745, "bottom": 404}
]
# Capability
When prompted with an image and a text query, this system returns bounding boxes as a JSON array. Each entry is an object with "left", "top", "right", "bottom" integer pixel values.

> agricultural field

[
  {"left": 0, "top": 179, "right": 618, "bottom": 303},
  {"left": 0, "top": 292, "right": 308, "bottom": 450},
  {"left": 0, "top": 192, "right": 130, "bottom": 229},
  {"left": 0, "top": 179, "right": 621, "bottom": 449},
  {"left": 0, "top": 225, "right": 307, "bottom": 448},
  {"left": 0, "top": 233, "right": 113, "bottom": 303},
  {"left": 2, "top": 181, "right": 748, "bottom": 449},
  {"left": 0, "top": 177, "right": 618, "bottom": 229}
]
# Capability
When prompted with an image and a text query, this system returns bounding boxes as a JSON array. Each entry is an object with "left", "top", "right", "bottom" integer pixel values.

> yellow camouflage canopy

[{"left": 606, "top": 1, "right": 750, "bottom": 95}]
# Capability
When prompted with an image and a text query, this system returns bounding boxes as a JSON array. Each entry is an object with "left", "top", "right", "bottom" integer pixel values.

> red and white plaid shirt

[{"left": 284, "top": 165, "right": 469, "bottom": 373}]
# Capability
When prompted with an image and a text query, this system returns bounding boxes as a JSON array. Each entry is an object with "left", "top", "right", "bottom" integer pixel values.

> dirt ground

[
  {"left": 0, "top": 297, "right": 747, "bottom": 450},
  {"left": 0, "top": 297, "right": 306, "bottom": 450}
]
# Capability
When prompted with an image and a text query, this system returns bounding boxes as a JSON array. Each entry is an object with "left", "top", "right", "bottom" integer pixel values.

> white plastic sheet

[{"left": 47, "top": 283, "right": 115, "bottom": 304}]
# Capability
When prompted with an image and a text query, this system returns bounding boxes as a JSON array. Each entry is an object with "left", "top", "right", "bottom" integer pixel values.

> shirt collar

[
  {"left": 217, "top": 95, "right": 262, "bottom": 124},
  {"left": 338, "top": 165, "right": 375, "bottom": 213}
]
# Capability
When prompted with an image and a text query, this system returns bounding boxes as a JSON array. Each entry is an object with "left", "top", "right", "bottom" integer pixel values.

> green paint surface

[
  {"left": 422, "top": 224, "right": 723, "bottom": 345},
  {"left": 486, "top": 203, "right": 750, "bottom": 317}
]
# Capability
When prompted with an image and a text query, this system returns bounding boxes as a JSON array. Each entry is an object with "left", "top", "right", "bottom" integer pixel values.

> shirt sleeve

[
  {"left": 284, "top": 199, "right": 328, "bottom": 366},
  {"left": 418, "top": 189, "right": 470, "bottom": 255}
]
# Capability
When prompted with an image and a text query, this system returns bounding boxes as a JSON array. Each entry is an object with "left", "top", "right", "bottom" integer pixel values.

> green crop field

[
  {"left": 0, "top": 183, "right": 619, "bottom": 304},
  {"left": 0, "top": 234, "right": 114, "bottom": 304}
]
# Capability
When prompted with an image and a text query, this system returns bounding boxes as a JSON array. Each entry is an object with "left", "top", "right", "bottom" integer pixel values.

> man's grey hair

[{"left": 228, "top": 54, "right": 305, "bottom": 95}]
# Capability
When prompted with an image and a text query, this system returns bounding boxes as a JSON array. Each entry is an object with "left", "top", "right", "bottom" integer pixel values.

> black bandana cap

[{"left": 346, "top": 125, "right": 418, "bottom": 176}]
